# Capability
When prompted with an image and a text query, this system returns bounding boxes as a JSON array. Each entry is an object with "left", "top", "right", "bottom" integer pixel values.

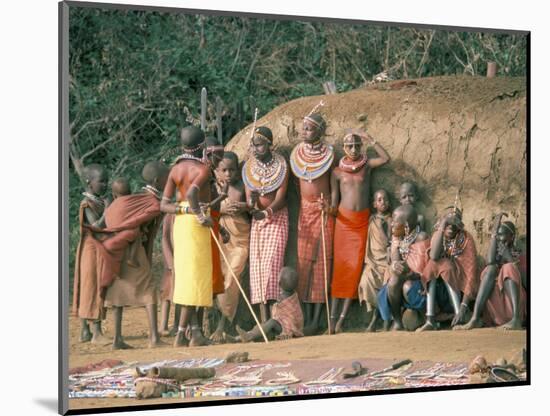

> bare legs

[
  {"left": 454, "top": 266, "right": 497, "bottom": 330},
  {"left": 328, "top": 298, "right": 353, "bottom": 334},
  {"left": 417, "top": 280, "right": 437, "bottom": 332},
  {"left": 304, "top": 303, "right": 324, "bottom": 335},
  {"left": 79, "top": 319, "right": 92, "bottom": 343},
  {"left": 112, "top": 307, "right": 133, "bottom": 349},
  {"left": 160, "top": 301, "right": 181, "bottom": 336},
  {"left": 499, "top": 279, "right": 522, "bottom": 330}
]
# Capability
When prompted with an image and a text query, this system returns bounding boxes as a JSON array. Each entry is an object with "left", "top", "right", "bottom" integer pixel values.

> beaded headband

[
  {"left": 303, "top": 100, "right": 326, "bottom": 129},
  {"left": 182, "top": 142, "right": 204, "bottom": 153},
  {"left": 253, "top": 128, "right": 273, "bottom": 144},
  {"left": 343, "top": 133, "right": 362, "bottom": 144}
]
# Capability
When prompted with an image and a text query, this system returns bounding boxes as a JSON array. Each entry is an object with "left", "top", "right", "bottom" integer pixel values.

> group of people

[{"left": 72, "top": 103, "right": 527, "bottom": 350}]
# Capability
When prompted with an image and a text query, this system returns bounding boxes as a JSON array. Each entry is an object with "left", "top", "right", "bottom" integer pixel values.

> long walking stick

[
  {"left": 320, "top": 193, "right": 331, "bottom": 335},
  {"left": 210, "top": 228, "right": 269, "bottom": 343}
]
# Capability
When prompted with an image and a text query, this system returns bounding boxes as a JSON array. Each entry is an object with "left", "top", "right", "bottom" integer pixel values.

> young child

[
  {"left": 399, "top": 182, "right": 425, "bottom": 231},
  {"left": 210, "top": 152, "right": 251, "bottom": 343},
  {"left": 377, "top": 204, "right": 430, "bottom": 331},
  {"left": 358, "top": 189, "right": 392, "bottom": 332},
  {"left": 231, "top": 267, "right": 303, "bottom": 342},
  {"left": 72, "top": 164, "right": 111, "bottom": 345},
  {"left": 455, "top": 214, "right": 525, "bottom": 330},
  {"left": 110, "top": 177, "right": 140, "bottom": 268}
]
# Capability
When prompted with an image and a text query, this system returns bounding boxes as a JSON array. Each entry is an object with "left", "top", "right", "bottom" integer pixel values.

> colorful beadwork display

[
  {"left": 290, "top": 142, "right": 334, "bottom": 182},
  {"left": 242, "top": 152, "right": 288, "bottom": 196}
]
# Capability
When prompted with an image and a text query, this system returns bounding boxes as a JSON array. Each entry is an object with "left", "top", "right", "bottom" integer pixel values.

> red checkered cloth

[
  {"left": 249, "top": 207, "right": 289, "bottom": 304},
  {"left": 297, "top": 198, "right": 335, "bottom": 303},
  {"left": 421, "top": 230, "right": 479, "bottom": 299},
  {"left": 271, "top": 292, "right": 304, "bottom": 337},
  {"left": 483, "top": 261, "right": 527, "bottom": 326}
]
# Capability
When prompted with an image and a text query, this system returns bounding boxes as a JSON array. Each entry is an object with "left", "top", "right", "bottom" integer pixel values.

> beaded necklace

[
  {"left": 82, "top": 192, "right": 105, "bottom": 208},
  {"left": 398, "top": 225, "right": 420, "bottom": 259},
  {"left": 443, "top": 230, "right": 466, "bottom": 258},
  {"left": 242, "top": 152, "right": 287, "bottom": 196},
  {"left": 339, "top": 155, "right": 368, "bottom": 173},
  {"left": 173, "top": 152, "right": 205, "bottom": 165},
  {"left": 290, "top": 141, "right": 334, "bottom": 182},
  {"left": 142, "top": 185, "right": 162, "bottom": 200}
]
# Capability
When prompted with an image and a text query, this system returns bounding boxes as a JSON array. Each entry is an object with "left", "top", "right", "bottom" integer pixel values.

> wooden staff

[
  {"left": 200, "top": 87, "right": 207, "bottom": 131},
  {"left": 320, "top": 193, "right": 331, "bottom": 335},
  {"left": 209, "top": 228, "right": 269, "bottom": 343}
]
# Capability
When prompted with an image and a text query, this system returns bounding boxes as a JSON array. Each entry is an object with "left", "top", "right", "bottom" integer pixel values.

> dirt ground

[{"left": 68, "top": 306, "right": 527, "bottom": 411}]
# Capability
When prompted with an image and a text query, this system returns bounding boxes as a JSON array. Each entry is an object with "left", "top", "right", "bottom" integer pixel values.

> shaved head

[
  {"left": 142, "top": 161, "right": 169, "bottom": 188},
  {"left": 111, "top": 177, "right": 131, "bottom": 196},
  {"left": 180, "top": 126, "right": 205, "bottom": 149},
  {"left": 83, "top": 164, "right": 106, "bottom": 181}
]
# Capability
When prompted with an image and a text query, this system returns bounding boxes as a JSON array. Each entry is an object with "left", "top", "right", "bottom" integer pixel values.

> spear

[
  {"left": 210, "top": 228, "right": 269, "bottom": 343},
  {"left": 216, "top": 96, "right": 223, "bottom": 145},
  {"left": 200, "top": 87, "right": 207, "bottom": 132},
  {"left": 320, "top": 193, "right": 331, "bottom": 335}
]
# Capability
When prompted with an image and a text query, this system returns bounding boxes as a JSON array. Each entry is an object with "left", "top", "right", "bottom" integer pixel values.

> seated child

[
  {"left": 111, "top": 177, "right": 140, "bottom": 267},
  {"left": 231, "top": 267, "right": 304, "bottom": 342},
  {"left": 454, "top": 213, "right": 526, "bottom": 330}
]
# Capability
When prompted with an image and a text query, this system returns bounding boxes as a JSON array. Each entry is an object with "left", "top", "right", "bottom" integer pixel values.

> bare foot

[
  {"left": 224, "top": 334, "right": 239, "bottom": 343},
  {"left": 416, "top": 321, "right": 435, "bottom": 332},
  {"left": 91, "top": 333, "right": 112, "bottom": 345},
  {"left": 335, "top": 319, "right": 345, "bottom": 334},
  {"left": 148, "top": 338, "right": 168, "bottom": 348},
  {"left": 365, "top": 316, "right": 378, "bottom": 332},
  {"left": 304, "top": 325, "right": 320, "bottom": 336},
  {"left": 112, "top": 339, "right": 134, "bottom": 350},
  {"left": 209, "top": 329, "right": 225, "bottom": 344},
  {"left": 275, "top": 333, "right": 292, "bottom": 341},
  {"left": 173, "top": 330, "right": 189, "bottom": 347},
  {"left": 453, "top": 318, "right": 483, "bottom": 331},
  {"left": 498, "top": 318, "right": 522, "bottom": 331},
  {"left": 235, "top": 325, "right": 252, "bottom": 343},
  {"left": 189, "top": 333, "right": 211, "bottom": 347},
  {"left": 79, "top": 328, "right": 92, "bottom": 343},
  {"left": 391, "top": 321, "right": 404, "bottom": 331}
]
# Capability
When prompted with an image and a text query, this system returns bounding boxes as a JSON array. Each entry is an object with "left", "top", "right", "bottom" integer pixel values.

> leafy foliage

[{"left": 67, "top": 7, "right": 527, "bottom": 279}]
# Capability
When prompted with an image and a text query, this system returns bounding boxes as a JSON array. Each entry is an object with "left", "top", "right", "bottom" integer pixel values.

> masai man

[
  {"left": 243, "top": 126, "right": 289, "bottom": 323},
  {"left": 290, "top": 109, "right": 335, "bottom": 335},
  {"left": 329, "top": 130, "right": 389, "bottom": 333},
  {"left": 160, "top": 126, "right": 214, "bottom": 347}
]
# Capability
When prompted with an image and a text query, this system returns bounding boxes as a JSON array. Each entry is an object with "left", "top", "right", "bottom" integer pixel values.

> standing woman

[{"left": 242, "top": 126, "right": 290, "bottom": 323}]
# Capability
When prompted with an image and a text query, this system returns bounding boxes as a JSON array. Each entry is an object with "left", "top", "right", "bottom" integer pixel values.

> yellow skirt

[{"left": 172, "top": 202, "right": 213, "bottom": 307}]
